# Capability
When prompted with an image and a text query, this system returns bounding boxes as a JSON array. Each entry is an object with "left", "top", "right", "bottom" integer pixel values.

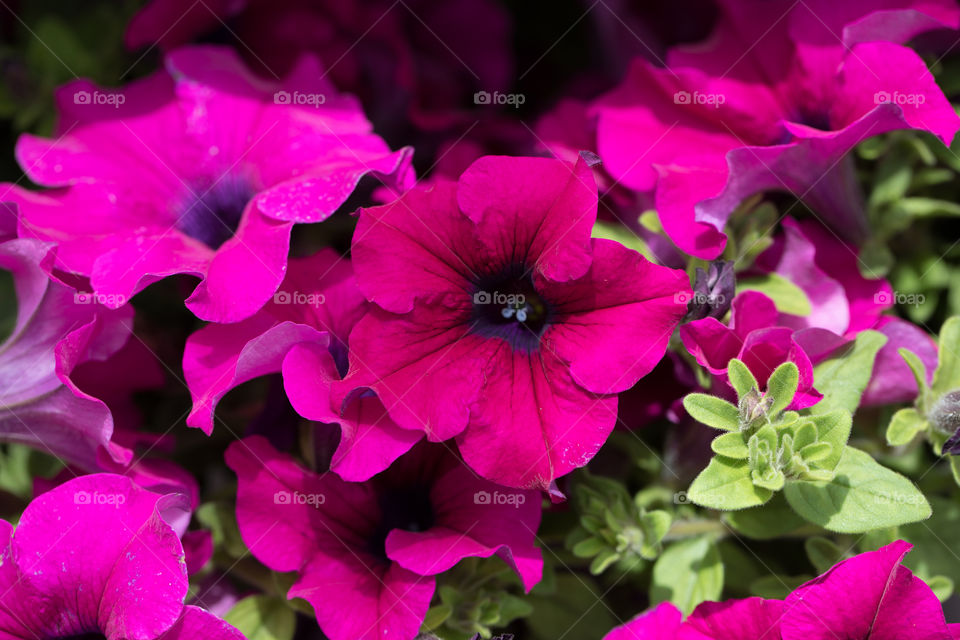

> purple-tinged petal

[
  {"left": 184, "top": 317, "right": 328, "bottom": 434},
  {"left": 12, "top": 474, "right": 188, "bottom": 640},
  {"left": 282, "top": 342, "right": 423, "bottom": 482},
  {"left": 861, "top": 317, "right": 937, "bottom": 406}
]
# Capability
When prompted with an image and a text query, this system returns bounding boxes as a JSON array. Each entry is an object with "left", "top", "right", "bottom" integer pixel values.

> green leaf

[
  {"left": 196, "top": 501, "right": 247, "bottom": 558},
  {"left": 525, "top": 574, "right": 615, "bottom": 640},
  {"left": 651, "top": 537, "right": 723, "bottom": 615},
  {"left": 589, "top": 548, "right": 620, "bottom": 575},
  {"left": 869, "top": 152, "right": 912, "bottom": 210},
  {"left": 783, "top": 447, "right": 931, "bottom": 533},
  {"left": 683, "top": 394, "right": 740, "bottom": 431},
  {"left": 571, "top": 536, "right": 606, "bottom": 558},
  {"left": 901, "top": 496, "right": 960, "bottom": 601},
  {"left": 899, "top": 348, "right": 930, "bottom": 396},
  {"left": 766, "top": 362, "right": 799, "bottom": 415},
  {"left": 859, "top": 239, "right": 894, "bottom": 277},
  {"left": 728, "top": 359, "right": 759, "bottom": 398},
  {"left": 749, "top": 574, "right": 813, "bottom": 600},
  {"left": 805, "top": 537, "right": 847, "bottom": 574},
  {"left": 737, "top": 273, "right": 812, "bottom": 316},
  {"left": 807, "top": 410, "right": 852, "bottom": 471},
  {"left": 886, "top": 408, "right": 928, "bottom": 446},
  {"left": 639, "top": 210, "right": 663, "bottom": 234},
  {"left": 640, "top": 510, "right": 673, "bottom": 559},
  {"left": 950, "top": 456, "right": 960, "bottom": 489},
  {"left": 894, "top": 197, "right": 960, "bottom": 218},
  {"left": 688, "top": 457, "right": 773, "bottom": 510},
  {"left": 422, "top": 604, "right": 453, "bottom": 631},
  {"left": 723, "top": 493, "right": 807, "bottom": 540},
  {"left": 592, "top": 221, "right": 654, "bottom": 260},
  {"left": 711, "top": 432, "right": 749, "bottom": 458},
  {"left": 811, "top": 331, "right": 888, "bottom": 414},
  {"left": 225, "top": 596, "right": 296, "bottom": 640},
  {"left": 926, "top": 575, "right": 954, "bottom": 602},
  {"left": 933, "top": 317, "right": 960, "bottom": 397}
]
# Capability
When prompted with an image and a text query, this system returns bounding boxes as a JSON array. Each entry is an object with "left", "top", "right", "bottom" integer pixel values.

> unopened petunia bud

[
  {"left": 685, "top": 260, "right": 735, "bottom": 321},
  {"left": 931, "top": 390, "right": 960, "bottom": 454}
]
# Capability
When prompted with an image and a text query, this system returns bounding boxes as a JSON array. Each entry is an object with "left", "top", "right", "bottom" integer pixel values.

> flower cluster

[{"left": 2, "top": 0, "right": 960, "bottom": 638}]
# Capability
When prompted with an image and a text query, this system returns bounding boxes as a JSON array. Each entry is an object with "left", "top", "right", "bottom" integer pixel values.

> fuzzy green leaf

[
  {"left": 225, "top": 596, "right": 296, "bottom": 640},
  {"left": 711, "top": 432, "right": 749, "bottom": 458},
  {"left": 807, "top": 410, "right": 852, "bottom": 471},
  {"left": 805, "top": 537, "right": 847, "bottom": 574},
  {"left": 688, "top": 456, "right": 773, "bottom": 511},
  {"left": 766, "top": 362, "right": 799, "bottom": 415},
  {"left": 933, "top": 317, "right": 960, "bottom": 397},
  {"left": 683, "top": 394, "right": 740, "bottom": 431},
  {"left": 723, "top": 494, "right": 806, "bottom": 540},
  {"left": 737, "top": 273, "right": 812, "bottom": 316},
  {"left": 886, "top": 407, "right": 928, "bottom": 446},
  {"left": 783, "top": 447, "right": 931, "bottom": 533},
  {"left": 651, "top": 537, "right": 723, "bottom": 616},
  {"left": 728, "top": 359, "right": 759, "bottom": 398},
  {"left": 899, "top": 348, "right": 930, "bottom": 396},
  {"left": 811, "top": 331, "right": 888, "bottom": 414}
]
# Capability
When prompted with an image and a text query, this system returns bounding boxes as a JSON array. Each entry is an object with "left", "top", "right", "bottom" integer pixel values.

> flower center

[
  {"left": 175, "top": 174, "right": 255, "bottom": 250},
  {"left": 470, "top": 271, "right": 550, "bottom": 353},
  {"left": 52, "top": 634, "right": 106, "bottom": 640},
  {"left": 368, "top": 486, "right": 435, "bottom": 561}
]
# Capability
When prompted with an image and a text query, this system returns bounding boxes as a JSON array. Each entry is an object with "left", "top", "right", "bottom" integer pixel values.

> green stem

[{"left": 663, "top": 518, "right": 729, "bottom": 541}]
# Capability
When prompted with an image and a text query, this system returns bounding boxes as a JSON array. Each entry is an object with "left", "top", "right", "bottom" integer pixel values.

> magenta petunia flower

[
  {"left": 0, "top": 473, "right": 244, "bottom": 639},
  {"left": 681, "top": 290, "right": 823, "bottom": 410},
  {"left": 753, "top": 218, "right": 937, "bottom": 405},
  {"left": 3, "top": 45, "right": 412, "bottom": 323},
  {"left": 0, "top": 203, "right": 134, "bottom": 470},
  {"left": 336, "top": 155, "right": 690, "bottom": 490},
  {"left": 593, "top": 0, "right": 960, "bottom": 258},
  {"left": 605, "top": 541, "right": 956, "bottom": 639},
  {"left": 782, "top": 540, "right": 957, "bottom": 639},
  {"left": 604, "top": 597, "right": 782, "bottom": 640},
  {"left": 683, "top": 216, "right": 939, "bottom": 410},
  {"left": 183, "top": 249, "right": 421, "bottom": 481},
  {"left": 603, "top": 601, "right": 681, "bottom": 640},
  {"left": 226, "top": 435, "right": 542, "bottom": 640}
]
